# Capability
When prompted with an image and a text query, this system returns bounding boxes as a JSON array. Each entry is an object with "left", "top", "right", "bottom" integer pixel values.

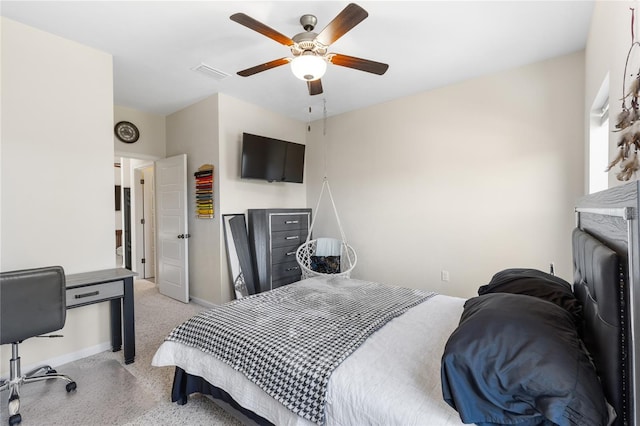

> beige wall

[
  {"left": 114, "top": 105, "right": 166, "bottom": 159},
  {"left": 306, "top": 52, "right": 585, "bottom": 298},
  {"left": 585, "top": 1, "right": 633, "bottom": 190},
  {"left": 1, "top": 18, "right": 114, "bottom": 372},
  {"left": 217, "top": 93, "right": 307, "bottom": 214}
]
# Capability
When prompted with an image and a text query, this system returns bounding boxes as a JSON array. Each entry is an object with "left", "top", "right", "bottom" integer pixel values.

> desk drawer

[{"left": 67, "top": 280, "right": 124, "bottom": 308}]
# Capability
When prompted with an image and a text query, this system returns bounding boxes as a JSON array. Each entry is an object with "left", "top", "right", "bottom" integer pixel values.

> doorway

[
  {"left": 114, "top": 153, "right": 189, "bottom": 303},
  {"left": 116, "top": 157, "right": 156, "bottom": 280}
]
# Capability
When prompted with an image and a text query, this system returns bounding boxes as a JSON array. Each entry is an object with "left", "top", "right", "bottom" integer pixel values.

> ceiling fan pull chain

[
  {"left": 323, "top": 98, "right": 329, "bottom": 179},
  {"left": 323, "top": 98, "right": 327, "bottom": 137},
  {"left": 632, "top": 7, "right": 636, "bottom": 43}
]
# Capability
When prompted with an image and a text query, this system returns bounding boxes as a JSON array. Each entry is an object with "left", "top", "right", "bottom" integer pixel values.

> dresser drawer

[
  {"left": 271, "top": 229, "right": 308, "bottom": 248},
  {"left": 270, "top": 214, "right": 309, "bottom": 232},
  {"left": 272, "top": 274, "right": 301, "bottom": 289},
  {"left": 272, "top": 261, "right": 301, "bottom": 280},
  {"left": 272, "top": 245, "right": 300, "bottom": 265},
  {"left": 66, "top": 280, "right": 124, "bottom": 308}
]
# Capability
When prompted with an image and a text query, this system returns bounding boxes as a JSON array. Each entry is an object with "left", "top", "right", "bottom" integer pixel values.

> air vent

[{"left": 192, "top": 63, "right": 230, "bottom": 81}]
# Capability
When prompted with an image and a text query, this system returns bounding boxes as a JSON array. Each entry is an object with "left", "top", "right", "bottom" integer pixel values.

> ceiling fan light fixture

[{"left": 291, "top": 54, "right": 327, "bottom": 81}]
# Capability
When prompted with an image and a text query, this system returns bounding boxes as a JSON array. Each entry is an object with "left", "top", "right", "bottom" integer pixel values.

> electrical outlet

[{"left": 441, "top": 270, "right": 450, "bottom": 282}]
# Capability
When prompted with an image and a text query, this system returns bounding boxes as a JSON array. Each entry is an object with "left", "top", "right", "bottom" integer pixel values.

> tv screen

[{"left": 241, "top": 133, "right": 305, "bottom": 183}]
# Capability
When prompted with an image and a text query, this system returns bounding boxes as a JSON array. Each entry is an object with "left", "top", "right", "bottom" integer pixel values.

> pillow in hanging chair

[
  {"left": 311, "top": 238, "right": 341, "bottom": 274},
  {"left": 310, "top": 255, "right": 341, "bottom": 274}
]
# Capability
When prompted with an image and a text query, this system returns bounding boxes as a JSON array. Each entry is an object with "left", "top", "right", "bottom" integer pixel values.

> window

[{"left": 589, "top": 77, "right": 610, "bottom": 194}]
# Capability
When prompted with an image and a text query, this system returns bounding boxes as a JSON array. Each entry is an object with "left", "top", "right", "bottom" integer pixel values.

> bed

[
  {"left": 152, "top": 181, "right": 640, "bottom": 426},
  {"left": 153, "top": 277, "right": 465, "bottom": 425}
]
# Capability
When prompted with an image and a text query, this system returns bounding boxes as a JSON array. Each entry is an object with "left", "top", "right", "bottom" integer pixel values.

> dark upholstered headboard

[
  {"left": 572, "top": 228, "right": 628, "bottom": 425},
  {"left": 575, "top": 181, "right": 640, "bottom": 426}
]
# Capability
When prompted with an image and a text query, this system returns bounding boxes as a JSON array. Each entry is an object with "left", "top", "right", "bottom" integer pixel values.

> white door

[{"left": 155, "top": 154, "right": 189, "bottom": 303}]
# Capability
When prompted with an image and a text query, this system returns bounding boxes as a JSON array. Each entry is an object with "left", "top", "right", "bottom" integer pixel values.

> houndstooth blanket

[{"left": 165, "top": 277, "right": 436, "bottom": 425}]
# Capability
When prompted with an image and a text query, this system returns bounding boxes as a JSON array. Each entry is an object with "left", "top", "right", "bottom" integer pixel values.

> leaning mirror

[{"left": 222, "top": 214, "right": 256, "bottom": 298}]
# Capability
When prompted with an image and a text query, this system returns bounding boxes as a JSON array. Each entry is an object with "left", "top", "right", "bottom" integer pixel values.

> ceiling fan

[{"left": 230, "top": 3, "right": 389, "bottom": 96}]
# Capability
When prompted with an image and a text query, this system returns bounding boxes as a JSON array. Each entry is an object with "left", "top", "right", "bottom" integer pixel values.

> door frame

[
  {"left": 116, "top": 154, "right": 161, "bottom": 279},
  {"left": 123, "top": 187, "right": 132, "bottom": 270},
  {"left": 134, "top": 163, "right": 156, "bottom": 279}
]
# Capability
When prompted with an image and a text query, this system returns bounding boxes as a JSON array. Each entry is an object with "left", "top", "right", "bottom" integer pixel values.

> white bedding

[{"left": 152, "top": 280, "right": 465, "bottom": 426}]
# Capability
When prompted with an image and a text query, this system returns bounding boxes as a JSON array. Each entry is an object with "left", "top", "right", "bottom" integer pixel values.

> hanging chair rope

[
  {"left": 297, "top": 177, "right": 357, "bottom": 278},
  {"left": 306, "top": 178, "right": 348, "bottom": 245},
  {"left": 298, "top": 103, "right": 356, "bottom": 278}
]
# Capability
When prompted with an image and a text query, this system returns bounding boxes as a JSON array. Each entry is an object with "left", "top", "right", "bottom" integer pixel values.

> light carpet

[{"left": 1, "top": 279, "right": 244, "bottom": 425}]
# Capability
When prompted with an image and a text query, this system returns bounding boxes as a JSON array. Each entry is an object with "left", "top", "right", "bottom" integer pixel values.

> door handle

[{"left": 178, "top": 234, "right": 191, "bottom": 239}]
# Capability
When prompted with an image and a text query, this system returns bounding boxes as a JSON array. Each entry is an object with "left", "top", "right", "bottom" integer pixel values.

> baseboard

[
  {"left": 18, "top": 341, "right": 112, "bottom": 375},
  {"left": 189, "top": 296, "right": 217, "bottom": 309}
]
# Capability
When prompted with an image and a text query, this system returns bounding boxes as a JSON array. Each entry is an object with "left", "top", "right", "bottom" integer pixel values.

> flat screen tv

[{"left": 241, "top": 132, "right": 305, "bottom": 183}]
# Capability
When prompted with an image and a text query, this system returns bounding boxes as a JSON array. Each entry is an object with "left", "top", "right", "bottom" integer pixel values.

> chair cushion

[{"left": 0, "top": 266, "right": 66, "bottom": 344}]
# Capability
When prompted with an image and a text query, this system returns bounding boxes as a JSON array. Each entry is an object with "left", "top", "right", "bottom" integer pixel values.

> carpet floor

[{"left": 1, "top": 279, "right": 245, "bottom": 425}]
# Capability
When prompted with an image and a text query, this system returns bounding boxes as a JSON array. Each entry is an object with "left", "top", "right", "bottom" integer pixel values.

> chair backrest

[{"left": 0, "top": 266, "right": 66, "bottom": 344}]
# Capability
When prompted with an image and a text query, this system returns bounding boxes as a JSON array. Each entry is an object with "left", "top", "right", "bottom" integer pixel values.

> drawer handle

[
  {"left": 286, "top": 266, "right": 299, "bottom": 271},
  {"left": 285, "top": 220, "right": 299, "bottom": 224},
  {"left": 285, "top": 236, "right": 299, "bottom": 240},
  {"left": 286, "top": 251, "right": 296, "bottom": 256},
  {"left": 75, "top": 291, "right": 99, "bottom": 299}
]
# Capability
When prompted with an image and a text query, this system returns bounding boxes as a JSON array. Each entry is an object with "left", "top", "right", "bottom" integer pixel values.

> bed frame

[{"left": 575, "top": 180, "right": 640, "bottom": 426}]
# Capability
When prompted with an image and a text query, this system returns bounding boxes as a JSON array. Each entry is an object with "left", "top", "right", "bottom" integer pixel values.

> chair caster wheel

[
  {"left": 8, "top": 413, "right": 21, "bottom": 425},
  {"left": 66, "top": 381, "right": 77, "bottom": 392}
]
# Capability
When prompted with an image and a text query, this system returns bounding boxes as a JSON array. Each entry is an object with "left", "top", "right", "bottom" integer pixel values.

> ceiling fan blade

[
  {"left": 315, "top": 3, "right": 368, "bottom": 46},
  {"left": 307, "top": 79, "right": 323, "bottom": 96},
  {"left": 230, "top": 13, "right": 295, "bottom": 46},
  {"left": 329, "top": 53, "right": 389, "bottom": 75},
  {"left": 237, "top": 58, "right": 291, "bottom": 77}
]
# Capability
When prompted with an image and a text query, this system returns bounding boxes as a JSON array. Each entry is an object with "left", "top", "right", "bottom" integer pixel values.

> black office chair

[{"left": 0, "top": 266, "right": 77, "bottom": 426}]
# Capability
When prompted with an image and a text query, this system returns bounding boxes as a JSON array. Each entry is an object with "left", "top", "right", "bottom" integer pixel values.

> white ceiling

[{"left": 1, "top": 1, "right": 594, "bottom": 122}]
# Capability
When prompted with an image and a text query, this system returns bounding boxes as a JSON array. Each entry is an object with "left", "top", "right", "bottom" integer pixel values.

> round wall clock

[{"left": 114, "top": 121, "right": 140, "bottom": 143}]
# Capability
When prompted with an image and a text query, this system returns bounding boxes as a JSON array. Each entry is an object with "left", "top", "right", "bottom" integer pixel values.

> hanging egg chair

[{"left": 296, "top": 179, "right": 357, "bottom": 279}]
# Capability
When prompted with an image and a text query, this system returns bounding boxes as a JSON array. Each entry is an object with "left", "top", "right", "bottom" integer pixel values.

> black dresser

[{"left": 248, "top": 208, "right": 312, "bottom": 293}]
